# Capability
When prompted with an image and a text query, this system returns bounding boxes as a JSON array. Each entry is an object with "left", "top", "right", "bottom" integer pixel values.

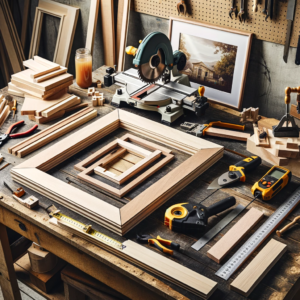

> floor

[{"left": 0, "top": 281, "right": 47, "bottom": 300}]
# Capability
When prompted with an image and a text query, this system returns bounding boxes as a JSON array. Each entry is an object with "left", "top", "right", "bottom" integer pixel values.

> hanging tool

[
  {"left": 251, "top": 166, "right": 292, "bottom": 201},
  {"left": 276, "top": 216, "right": 300, "bottom": 237},
  {"left": 238, "top": 0, "right": 246, "bottom": 22},
  {"left": 136, "top": 234, "right": 180, "bottom": 255},
  {"left": 253, "top": 0, "right": 258, "bottom": 12},
  {"left": 216, "top": 186, "right": 300, "bottom": 280},
  {"left": 208, "top": 156, "right": 262, "bottom": 190},
  {"left": 164, "top": 196, "right": 236, "bottom": 232},
  {"left": 177, "top": 0, "right": 187, "bottom": 16},
  {"left": 273, "top": 87, "right": 300, "bottom": 137},
  {"left": 266, "top": 0, "right": 273, "bottom": 20},
  {"left": 12, "top": 99, "right": 17, "bottom": 119},
  {"left": 295, "top": 36, "right": 300, "bottom": 65},
  {"left": 0, "top": 120, "right": 38, "bottom": 147},
  {"left": 283, "top": 0, "right": 297, "bottom": 63},
  {"left": 229, "top": 0, "right": 238, "bottom": 18},
  {"left": 3, "top": 181, "right": 25, "bottom": 198}
]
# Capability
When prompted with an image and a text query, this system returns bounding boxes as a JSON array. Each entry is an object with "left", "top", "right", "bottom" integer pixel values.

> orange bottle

[{"left": 75, "top": 48, "right": 92, "bottom": 88}]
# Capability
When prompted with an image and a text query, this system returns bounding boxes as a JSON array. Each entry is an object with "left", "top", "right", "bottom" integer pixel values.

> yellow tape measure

[{"left": 51, "top": 212, "right": 124, "bottom": 250}]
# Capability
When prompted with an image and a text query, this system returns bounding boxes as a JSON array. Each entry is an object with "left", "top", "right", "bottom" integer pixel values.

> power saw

[{"left": 126, "top": 32, "right": 187, "bottom": 83}]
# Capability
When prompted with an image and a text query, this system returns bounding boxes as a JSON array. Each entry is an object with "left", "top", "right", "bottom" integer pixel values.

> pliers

[
  {"left": 229, "top": 0, "right": 238, "bottom": 19},
  {"left": 0, "top": 120, "right": 38, "bottom": 147},
  {"left": 136, "top": 234, "right": 180, "bottom": 255}
]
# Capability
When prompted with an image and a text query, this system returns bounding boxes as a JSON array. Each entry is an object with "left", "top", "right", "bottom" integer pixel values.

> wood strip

[
  {"left": 207, "top": 208, "right": 264, "bottom": 264},
  {"left": 30, "top": 65, "right": 61, "bottom": 79},
  {"left": 116, "top": 0, "right": 124, "bottom": 64},
  {"left": 21, "top": 0, "right": 30, "bottom": 49},
  {"left": 230, "top": 239, "right": 287, "bottom": 297},
  {"left": 117, "top": 0, "right": 130, "bottom": 71},
  {"left": 100, "top": 0, "right": 115, "bottom": 67},
  {"left": 205, "top": 127, "right": 251, "bottom": 142},
  {"left": 85, "top": 0, "right": 100, "bottom": 54},
  {"left": 34, "top": 67, "right": 67, "bottom": 83},
  {"left": 0, "top": 105, "right": 10, "bottom": 129}
]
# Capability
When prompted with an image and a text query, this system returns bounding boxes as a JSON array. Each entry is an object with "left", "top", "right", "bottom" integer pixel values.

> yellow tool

[
  {"left": 199, "top": 121, "right": 245, "bottom": 137},
  {"left": 251, "top": 166, "right": 291, "bottom": 201},
  {"left": 12, "top": 99, "right": 17, "bottom": 119}
]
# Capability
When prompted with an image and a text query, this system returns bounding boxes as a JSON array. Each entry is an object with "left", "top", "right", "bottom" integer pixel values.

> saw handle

[
  {"left": 206, "top": 196, "right": 236, "bottom": 217},
  {"left": 232, "top": 156, "right": 262, "bottom": 173}
]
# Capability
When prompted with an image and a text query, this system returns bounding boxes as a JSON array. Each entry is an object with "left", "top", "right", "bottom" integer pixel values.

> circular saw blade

[{"left": 137, "top": 49, "right": 166, "bottom": 83}]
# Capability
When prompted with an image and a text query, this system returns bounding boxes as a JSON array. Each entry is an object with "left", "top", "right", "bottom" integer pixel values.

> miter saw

[{"left": 111, "top": 32, "right": 209, "bottom": 125}]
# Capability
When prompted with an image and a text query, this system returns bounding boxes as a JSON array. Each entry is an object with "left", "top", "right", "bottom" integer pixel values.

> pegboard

[{"left": 132, "top": 0, "right": 300, "bottom": 47}]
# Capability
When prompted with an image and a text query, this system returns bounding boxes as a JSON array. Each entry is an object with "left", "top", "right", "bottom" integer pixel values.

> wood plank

[
  {"left": 85, "top": 0, "right": 100, "bottom": 54},
  {"left": 230, "top": 239, "right": 287, "bottom": 297},
  {"left": 30, "top": 65, "right": 62, "bottom": 79},
  {"left": 34, "top": 67, "right": 67, "bottom": 83},
  {"left": 207, "top": 208, "right": 264, "bottom": 263},
  {"left": 116, "top": 0, "right": 125, "bottom": 64},
  {"left": 21, "top": 0, "right": 30, "bottom": 49},
  {"left": 100, "top": 0, "right": 115, "bottom": 67},
  {"left": 205, "top": 127, "right": 251, "bottom": 141}
]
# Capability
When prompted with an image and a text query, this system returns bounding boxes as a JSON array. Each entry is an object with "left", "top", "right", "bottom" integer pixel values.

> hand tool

[
  {"left": 50, "top": 211, "right": 124, "bottom": 250},
  {"left": 12, "top": 99, "right": 17, "bottom": 119},
  {"left": 238, "top": 0, "right": 246, "bottom": 22},
  {"left": 136, "top": 234, "right": 180, "bottom": 255},
  {"left": 295, "top": 36, "right": 300, "bottom": 65},
  {"left": 3, "top": 181, "right": 25, "bottom": 198},
  {"left": 283, "top": 0, "right": 297, "bottom": 63},
  {"left": 216, "top": 186, "right": 300, "bottom": 280},
  {"left": 164, "top": 196, "right": 236, "bottom": 232},
  {"left": 177, "top": 0, "right": 187, "bottom": 16},
  {"left": 251, "top": 166, "right": 291, "bottom": 201},
  {"left": 229, "top": 0, "right": 238, "bottom": 18},
  {"left": 0, "top": 120, "right": 38, "bottom": 147},
  {"left": 266, "top": 0, "right": 273, "bottom": 20},
  {"left": 276, "top": 215, "right": 300, "bottom": 237},
  {"left": 253, "top": 0, "right": 258, "bottom": 12},
  {"left": 208, "top": 156, "right": 262, "bottom": 190},
  {"left": 273, "top": 87, "right": 300, "bottom": 137}
]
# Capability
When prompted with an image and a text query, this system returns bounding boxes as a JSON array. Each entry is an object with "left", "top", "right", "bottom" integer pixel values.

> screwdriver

[{"left": 12, "top": 99, "right": 17, "bottom": 119}]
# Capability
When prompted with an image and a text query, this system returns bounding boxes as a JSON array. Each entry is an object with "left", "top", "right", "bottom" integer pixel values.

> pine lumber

[
  {"left": 230, "top": 239, "right": 287, "bottom": 297},
  {"left": 207, "top": 208, "right": 264, "bottom": 263},
  {"left": 258, "top": 118, "right": 279, "bottom": 130},
  {"left": 23, "top": 59, "right": 48, "bottom": 71},
  {"left": 0, "top": 99, "right": 7, "bottom": 114},
  {"left": 33, "top": 56, "right": 60, "bottom": 68},
  {"left": 205, "top": 127, "right": 250, "bottom": 141},
  {"left": 41, "top": 95, "right": 81, "bottom": 117},
  {"left": 31, "top": 66, "right": 61, "bottom": 79},
  {"left": 0, "top": 105, "right": 10, "bottom": 128},
  {"left": 34, "top": 67, "right": 67, "bottom": 83},
  {"left": 116, "top": 0, "right": 124, "bottom": 64},
  {"left": 8, "top": 82, "right": 25, "bottom": 97},
  {"left": 85, "top": 0, "right": 100, "bottom": 54}
]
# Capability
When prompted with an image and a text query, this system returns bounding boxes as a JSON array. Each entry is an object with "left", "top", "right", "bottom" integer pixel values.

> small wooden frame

[
  {"left": 29, "top": 0, "right": 79, "bottom": 67},
  {"left": 75, "top": 134, "right": 173, "bottom": 196},
  {"left": 11, "top": 110, "right": 223, "bottom": 235}
]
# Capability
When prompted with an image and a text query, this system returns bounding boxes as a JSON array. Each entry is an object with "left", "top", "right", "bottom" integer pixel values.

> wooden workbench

[{"left": 1, "top": 66, "right": 300, "bottom": 300}]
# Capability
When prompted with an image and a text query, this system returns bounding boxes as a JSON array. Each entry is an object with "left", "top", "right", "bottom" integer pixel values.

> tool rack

[{"left": 1, "top": 66, "right": 300, "bottom": 300}]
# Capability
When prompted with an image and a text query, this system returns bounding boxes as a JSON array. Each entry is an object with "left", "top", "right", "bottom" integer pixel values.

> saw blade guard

[{"left": 133, "top": 32, "right": 174, "bottom": 69}]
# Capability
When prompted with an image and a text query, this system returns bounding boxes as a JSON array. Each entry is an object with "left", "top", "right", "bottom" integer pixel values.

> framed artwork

[{"left": 169, "top": 17, "right": 253, "bottom": 110}]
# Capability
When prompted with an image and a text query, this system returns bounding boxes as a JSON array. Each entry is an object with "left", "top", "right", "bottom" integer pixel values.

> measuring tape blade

[
  {"left": 216, "top": 187, "right": 300, "bottom": 280},
  {"left": 51, "top": 212, "right": 124, "bottom": 250},
  {"left": 191, "top": 204, "right": 246, "bottom": 251}
]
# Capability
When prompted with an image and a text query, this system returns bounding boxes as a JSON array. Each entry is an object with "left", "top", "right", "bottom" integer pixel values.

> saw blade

[{"left": 137, "top": 49, "right": 166, "bottom": 83}]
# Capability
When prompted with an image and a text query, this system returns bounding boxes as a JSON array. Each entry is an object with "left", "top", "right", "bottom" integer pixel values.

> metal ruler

[
  {"left": 51, "top": 212, "right": 124, "bottom": 250},
  {"left": 216, "top": 187, "right": 300, "bottom": 280},
  {"left": 191, "top": 204, "right": 245, "bottom": 251}
]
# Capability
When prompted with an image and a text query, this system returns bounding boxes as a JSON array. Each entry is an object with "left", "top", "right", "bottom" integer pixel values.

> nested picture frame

[
  {"left": 29, "top": 0, "right": 79, "bottom": 67},
  {"left": 169, "top": 17, "right": 253, "bottom": 110},
  {"left": 11, "top": 110, "right": 223, "bottom": 235}
]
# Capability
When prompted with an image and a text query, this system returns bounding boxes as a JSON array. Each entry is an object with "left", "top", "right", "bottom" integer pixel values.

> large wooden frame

[
  {"left": 29, "top": 0, "right": 79, "bottom": 67},
  {"left": 11, "top": 110, "right": 223, "bottom": 235}
]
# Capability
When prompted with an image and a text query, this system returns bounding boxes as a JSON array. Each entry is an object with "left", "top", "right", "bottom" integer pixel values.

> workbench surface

[{"left": 1, "top": 66, "right": 300, "bottom": 300}]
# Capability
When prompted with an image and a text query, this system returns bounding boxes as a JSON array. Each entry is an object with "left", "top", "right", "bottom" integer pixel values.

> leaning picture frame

[{"left": 169, "top": 17, "right": 253, "bottom": 110}]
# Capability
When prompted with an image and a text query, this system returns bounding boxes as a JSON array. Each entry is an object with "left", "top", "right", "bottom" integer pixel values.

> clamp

[
  {"left": 198, "top": 121, "right": 245, "bottom": 137},
  {"left": 136, "top": 234, "right": 180, "bottom": 255},
  {"left": 0, "top": 120, "right": 38, "bottom": 147}
]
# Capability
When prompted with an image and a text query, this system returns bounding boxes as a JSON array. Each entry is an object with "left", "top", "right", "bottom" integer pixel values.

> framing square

[{"left": 11, "top": 110, "right": 223, "bottom": 235}]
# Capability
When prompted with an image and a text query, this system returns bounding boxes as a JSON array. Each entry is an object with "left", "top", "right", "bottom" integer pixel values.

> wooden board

[
  {"left": 207, "top": 208, "right": 264, "bottom": 264},
  {"left": 205, "top": 127, "right": 250, "bottom": 142},
  {"left": 85, "top": 0, "right": 100, "bottom": 55},
  {"left": 230, "top": 239, "right": 287, "bottom": 297}
]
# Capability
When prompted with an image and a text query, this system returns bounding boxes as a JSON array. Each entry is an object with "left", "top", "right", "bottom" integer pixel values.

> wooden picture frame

[
  {"left": 169, "top": 17, "right": 253, "bottom": 110},
  {"left": 75, "top": 133, "right": 174, "bottom": 197},
  {"left": 11, "top": 110, "right": 223, "bottom": 235},
  {"left": 29, "top": 0, "right": 79, "bottom": 67}
]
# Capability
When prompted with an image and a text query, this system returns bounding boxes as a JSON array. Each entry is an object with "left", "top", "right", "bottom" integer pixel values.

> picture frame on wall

[{"left": 169, "top": 17, "right": 253, "bottom": 110}]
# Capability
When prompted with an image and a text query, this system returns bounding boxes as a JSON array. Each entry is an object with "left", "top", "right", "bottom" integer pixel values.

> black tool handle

[
  {"left": 234, "top": 156, "right": 262, "bottom": 172},
  {"left": 206, "top": 196, "right": 236, "bottom": 217},
  {"left": 296, "top": 35, "right": 300, "bottom": 65}
]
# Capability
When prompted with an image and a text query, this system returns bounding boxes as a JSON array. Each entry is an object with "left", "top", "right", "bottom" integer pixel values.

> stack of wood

[
  {"left": 0, "top": 94, "right": 11, "bottom": 129},
  {"left": 240, "top": 107, "right": 260, "bottom": 123},
  {"left": 0, "top": 0, "right": 25, "bottom": 85},
  {"left": 8, "top": 56, "right": 88, "bottom": 124}
]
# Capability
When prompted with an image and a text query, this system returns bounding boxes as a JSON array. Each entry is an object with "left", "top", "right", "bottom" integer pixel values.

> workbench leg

[
  {"left": 64, "top": 282, "right": 85, "bottom": 300},
  {"left": 0, "top": 224, "right": 21, "bottom": 300}
]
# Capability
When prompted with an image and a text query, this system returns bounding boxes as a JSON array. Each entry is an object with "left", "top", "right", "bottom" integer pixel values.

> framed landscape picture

[{"left": 169, "top": 17, "right": 253, "bottom": 110}]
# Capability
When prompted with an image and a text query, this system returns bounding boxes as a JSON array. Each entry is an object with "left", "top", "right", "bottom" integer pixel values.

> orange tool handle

[
  {"left": 157, "top": 236, "right": 180, "bottom": 251},
  {"left": 148, "top": 239, "right": 173, "bottom": 255},
  {"left": 208, "top": 121, "right": 245, "bottom": 131}
]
